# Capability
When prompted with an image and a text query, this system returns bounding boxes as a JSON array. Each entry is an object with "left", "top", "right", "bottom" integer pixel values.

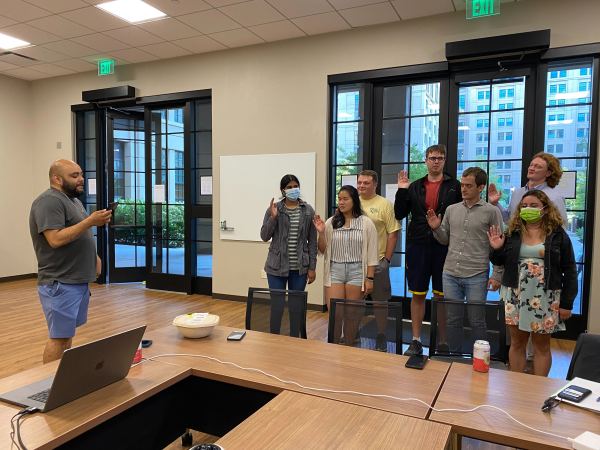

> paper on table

[{"left": 552, "top": 377, "right": 600, "bottom": 413}]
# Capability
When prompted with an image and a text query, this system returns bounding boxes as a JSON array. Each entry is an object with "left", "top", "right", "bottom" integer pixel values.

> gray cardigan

[{"left": 260, "top": 200, "right": 317, "bottom": 276}]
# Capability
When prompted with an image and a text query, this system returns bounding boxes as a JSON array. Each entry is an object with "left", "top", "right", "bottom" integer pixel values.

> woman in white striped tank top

[{"left": 313, "top": 185, "right": 379, "bottom": 344}]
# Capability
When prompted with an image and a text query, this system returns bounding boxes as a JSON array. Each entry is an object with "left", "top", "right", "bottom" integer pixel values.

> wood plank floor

[{"left": 0, "top": 279, "right": 576, "bottom": 450}]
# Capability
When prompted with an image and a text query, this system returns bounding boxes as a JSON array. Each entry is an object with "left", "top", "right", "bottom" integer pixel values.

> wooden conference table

[
  {"left": 430, "top": 363, "right": 600, "bottom": 450},
  {"left": 0, "top": 325, "right": 452, "bottom": 449}
]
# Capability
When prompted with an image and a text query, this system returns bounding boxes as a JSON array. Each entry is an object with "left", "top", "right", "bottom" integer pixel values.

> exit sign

[
  {"left": 98, "top": 59, "right": 115, "bottom": 76},
  {"left": 466, "top": 0, "right": 500, "bottom": 19}
]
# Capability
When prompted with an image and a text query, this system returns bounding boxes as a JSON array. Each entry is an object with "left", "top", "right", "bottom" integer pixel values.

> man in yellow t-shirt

[{"left": 357, "top": 170, "right": 400, "bottom": 351}]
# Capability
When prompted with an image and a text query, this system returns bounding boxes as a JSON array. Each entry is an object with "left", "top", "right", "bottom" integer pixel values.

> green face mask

[{"left": 520, "top": 206, "right": 544, "bottom": 223}]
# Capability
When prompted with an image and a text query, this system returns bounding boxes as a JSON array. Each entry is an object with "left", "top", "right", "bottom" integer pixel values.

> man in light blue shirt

[{"left": 489, "top": 152, "right": 567, "bottom": 225}]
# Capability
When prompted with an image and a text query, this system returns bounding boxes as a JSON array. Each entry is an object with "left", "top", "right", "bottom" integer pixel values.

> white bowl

[{"left": 173, "top": 313, "right": 220, "bottom": 339}]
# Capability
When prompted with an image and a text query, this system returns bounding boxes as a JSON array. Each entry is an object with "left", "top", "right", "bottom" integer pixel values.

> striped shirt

[
  {"left": 286, "top": 205, "right": 301, "bottom": 270},
  {"left": 331, "top": 215, "right": 364, "bottom": 263}
]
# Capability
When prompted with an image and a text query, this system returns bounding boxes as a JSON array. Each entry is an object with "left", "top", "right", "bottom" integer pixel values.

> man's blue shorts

[
  {"left": 406, "top": 240, "right": 448, "bottom": 296},
  {"left": 38, "top": 282, "right": 90, "bottom": 339}
]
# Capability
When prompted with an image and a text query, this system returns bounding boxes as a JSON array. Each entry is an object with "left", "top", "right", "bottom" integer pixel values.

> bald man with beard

[{"left": 29, "top": 159, "right": 112, "bottom": 362}]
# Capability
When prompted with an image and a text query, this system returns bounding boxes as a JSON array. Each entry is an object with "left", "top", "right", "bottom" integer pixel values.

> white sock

[{"left": 412, "top": 337, "right": 421, "bottom": 342}]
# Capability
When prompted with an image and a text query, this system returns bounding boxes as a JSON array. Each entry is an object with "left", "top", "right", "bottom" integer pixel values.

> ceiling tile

[
  {"left": 0, "top": 52, "right": 38, "bottom": 66},
  {"left": 220, "top": 0, "right": 285, "bottom": 27},
  {"left": 248, "top": 20, "right": 304, "bottom": 42},
  {"left": 391, "top": 0, "right": 454, "bottom": 19},
  {"left": 139, "top": 41, "right": 192, "bottom": 58},
  {"left": 62, "top": 6, "right": 129, "bottom": 32},
  {"left": 43, "top": 40, "right": 97, "bottom": 57},
  {"left": 27, "top": 15, "right": 92, "bottom": 39},
  {"left": 138, "top": 17, "right": 200, "bottom": 40},
  {"left": 328, "top": 0, "right": 384, "bottom": 9},
  {"left": 0, "top": 23, "right": 61, "bottom": 45},
  {"left": 145, "top": 0, "right": 213, "bottom": 16},
  {"left": 178, "top": 9, "right": 242, "bottom": 34},
  {"left": 72, "top": 33, "right": 131, "bottom": 52},
  {"left": 108, "top": 26, "right": 164, "bottom": 47},
  {"left": 339, "top": 2, "right": 399, "bottom": 27},
  {"left": 172, "top": 35, "right": 227, "bottom": 53},
  {"left": 29, "top": 63, "right": 75, "bottom": 76},
  {"left": 205, "top": 0, "right": 253, "bottom": 6},
  {"left": 292, "top": 12, "right": 350, "bottom": 35},
  {"left": 0, "top": 15, "right": 17, "bottom": 28},
  {"left": 265, "top": 0, "right": 333, "bottom": 18},
  {"left": 2, "top": 66, "right": 47, "bottom": 80},
  {"left": 55, "top": 57, "right": 96, "bottom": 72},
  {"left": 209, "top": 28, "right": 263, "bottom": 47},
  {"left": 0, "top": 0, "right": 51, "bottom": 22},
  {"left": 25, "top": 0, "right": 90, "bottom": 13},
  {"left": 109, "top": 47, "right": 157, "bottom": 63},
  {"left": 14, "top": 45, "right": 67, "bottom": 63},
  {"left": 0, "top": 60, "right": 19, "bottom": 71}
]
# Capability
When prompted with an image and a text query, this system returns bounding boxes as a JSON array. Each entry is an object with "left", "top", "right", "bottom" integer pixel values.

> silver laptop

[{"left": 0, "top": 325, "right": 146, "bottom": 412}]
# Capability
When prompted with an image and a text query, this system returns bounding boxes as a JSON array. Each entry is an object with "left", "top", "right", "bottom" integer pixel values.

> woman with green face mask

[{"left": 487, "top": 189, "right": 578, "bottom": 377}]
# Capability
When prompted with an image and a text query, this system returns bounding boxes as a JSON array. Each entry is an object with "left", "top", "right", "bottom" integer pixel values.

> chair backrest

[
  {"left": 567, "top": 333, "right": 600, "bottom": 382},
  {"left": 246, "top": 287, "right": 308, "bottom": 339},
  {"left": 328, "top": 299, "right": 403, "bottom": 354},
  {"left": 429, "top": 298, "right": 507, "bottom": 362}
]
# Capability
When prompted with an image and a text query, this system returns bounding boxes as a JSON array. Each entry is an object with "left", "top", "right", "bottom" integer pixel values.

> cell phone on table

[
  {"left": 227, "top": 331, "right": 246, "bottom": 341},
  {"left": 108, "top": 202, "right": 118, "bottom": 213},
  {"left": 405, "top": 354, "right": 427, "bottom": 370},
  {"left": 557, "top": 385, "right": 592, "bottom": 403}
]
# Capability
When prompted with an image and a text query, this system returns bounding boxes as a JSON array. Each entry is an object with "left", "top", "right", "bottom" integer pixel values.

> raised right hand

[
  {"left": 87, "top": 209, "right": 112, "bottom": 227},
  {"left": 269, "top": 198, "right": 278, "bottom": 219},
  {"left": 313, "top": 214, "right": 325, "bottom": 233},
  {"left": 426, "top": 209, "right": 441, "bottom": 230},
  {"left": 397, "top": 170, "right": 410, "bottom": 189},
  {"left": 488, "top": 183, "right": 501, "bottom": 205},
  {"left": 487, "top": 225, "right": 505, "bottom": 250}
]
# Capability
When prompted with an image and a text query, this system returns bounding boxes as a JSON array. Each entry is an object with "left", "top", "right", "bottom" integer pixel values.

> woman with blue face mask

[
  {"left": 488, "top": 189, "right": 577, "bottom": 376},
  {"left": 260, "top": 174, "right": 317, "bottom": 337}
]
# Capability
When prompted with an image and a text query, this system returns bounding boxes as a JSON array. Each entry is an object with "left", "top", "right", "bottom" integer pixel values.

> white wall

[
  {"left": 0, "top": 75, "right": 34, "bottom": 277},
  {"left": 4, "top": 0, "right": 600, "bottom": 330}
]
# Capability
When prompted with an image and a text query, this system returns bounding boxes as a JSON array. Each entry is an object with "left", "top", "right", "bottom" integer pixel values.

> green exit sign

[
  {"left": 97, "top": 59, "right": 115, "bottom": 76},
  {"left": 466, "top": 0, "right": 500, "bottom": 19}
]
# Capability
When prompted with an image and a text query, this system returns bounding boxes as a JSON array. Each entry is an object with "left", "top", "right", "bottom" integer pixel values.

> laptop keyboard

[{"left": 28, "top": 389, "right": 50, "bottom": 403}]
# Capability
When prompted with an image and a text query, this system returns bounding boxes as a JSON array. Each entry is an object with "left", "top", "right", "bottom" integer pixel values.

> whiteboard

[{"left": 219, "top": 153, "right": 316, "bottom": 241}]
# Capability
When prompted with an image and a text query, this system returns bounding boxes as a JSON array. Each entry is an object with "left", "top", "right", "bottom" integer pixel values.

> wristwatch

[{"left": 366, "top": 276, "right": 374, "bottom": 281}]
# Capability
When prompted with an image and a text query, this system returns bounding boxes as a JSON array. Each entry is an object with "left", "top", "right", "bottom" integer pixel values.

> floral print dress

[{"left": 501, "top": 243, "right": 565, "bottom": 334}]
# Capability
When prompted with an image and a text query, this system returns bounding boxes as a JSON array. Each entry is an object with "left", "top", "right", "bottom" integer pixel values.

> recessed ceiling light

[
  {"left": 96, "top": 0, "right": 167, "bottom": 24},
  {"left": 0, "top": 32, "right": 31, "bottom": 50}
]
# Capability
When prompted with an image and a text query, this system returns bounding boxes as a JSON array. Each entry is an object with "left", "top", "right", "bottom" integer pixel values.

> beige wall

[
  {"left": 4, "top": 0, "right": 600, "bottom": 330},
  {"left": 0, "top": 75, "right": 34, "bottom": 277}
]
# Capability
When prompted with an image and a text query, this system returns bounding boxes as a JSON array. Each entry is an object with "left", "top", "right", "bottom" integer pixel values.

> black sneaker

[
  {"left": 404, "top": 339, "right": 423, "bottom": 356},
  {"left": 375, "top": 333, "right": 387, "bottom": 352},
  {"left": 437, "top": 343, "right": 450, "bottom": 354}
]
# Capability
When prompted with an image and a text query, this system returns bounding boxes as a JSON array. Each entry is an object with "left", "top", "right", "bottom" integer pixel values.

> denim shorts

[
  {"left": 330, "top": 261, "right": 363, "bottom": 286},
  {"left": 38, "top": 281, "right": 90, "bottom": 339}
]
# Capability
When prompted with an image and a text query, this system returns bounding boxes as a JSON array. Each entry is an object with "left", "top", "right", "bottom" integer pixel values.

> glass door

[
  {"left": 107, "top": 110, "right": 147, "bottom": 282},
  {"left": 146, "top": 106, "right": 189, "bottom": 292}
]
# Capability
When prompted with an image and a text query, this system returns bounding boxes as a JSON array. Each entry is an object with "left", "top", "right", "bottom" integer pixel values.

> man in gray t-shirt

[{"left": 29, "top": 159, "right": 112, "bottom": 363}]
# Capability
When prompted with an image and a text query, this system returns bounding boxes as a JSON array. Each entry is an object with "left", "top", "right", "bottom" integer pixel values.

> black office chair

[
  {"left": 429, "top": 297, "right": 508, "bottom": 363},
  {"left": 567, "top": 332, "right": 600, "bottom": 382},
  {"left": 246, "top": 287, "right": 308, "bottom": 339},
  {"left": 328, "top": 299, "right": 403, "bottom": 354}
]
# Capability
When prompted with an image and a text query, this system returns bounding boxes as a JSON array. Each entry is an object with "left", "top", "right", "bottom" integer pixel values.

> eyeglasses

[
  {"left": 541, "top": 396, "right": 561, "bottom": 413},
  {"left": 428, "top": 156, "right": 445, "bottom": 162}
]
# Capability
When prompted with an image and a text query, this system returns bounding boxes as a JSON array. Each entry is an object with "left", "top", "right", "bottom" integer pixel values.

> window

[
  {"left": 549, "top": 99, "right": 557, "bottom": 106},
  {"left": 580, "top": 68, "right": 589, "bottom": 76},
  {"left": 549, "top": 84, "right": 558, "bottom": 94},
  {"left": 459, "top": 94, "right": 466, "bottom": 110},
  {"left": 476, "top": 104, "right": 490, "bottom": 111},
  {"left": 476, "top": 118, "right": 489, "bottom": 128},
  {"left": 507, "top": 88, "right": 514, "bottom": 97},
  {"left": 476, "top": 146, "right": 486, "bottom": 156},
  {"left": 576, "top": 159, "right": 586, "bottom": 168},
  {"left": 577, "top": 128, "right": 588, "bottom": 138},
  {"left": 556, "top": 129, "right": 564, "bottom": 138},
  {"left": 476, "top": 133, "right": 488, "bottom": 142},
  {"left": 548, "top": 129, "right": 556, "bottom": 139},
  {"left": 558, "top": 84, "right": 567, "bottom": 93},
  {"left": 556, "top": 143, "right": 563, "bottom": 153},
  {"left": 477, "top": 90, "right": 490, "bottom": 100},
  {"left": 579, "top": 81, "right": 590, "bottom": 92},
  {"left": 458, "top": 129, "right": 465, "bottom": 143},
  {"left": 498, "top": 118, "right": 505, "bottom": 127},
  {"left": 547, "top": 144, "right": 554, "bottom": 153},
  {"left": 578, "top": 112, "right": 588, "bottom": 122}
]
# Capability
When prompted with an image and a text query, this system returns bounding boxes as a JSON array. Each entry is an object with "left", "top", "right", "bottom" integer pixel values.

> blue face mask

[{"left": 284, "top": 187, "right": 300, "bottom": 201}]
